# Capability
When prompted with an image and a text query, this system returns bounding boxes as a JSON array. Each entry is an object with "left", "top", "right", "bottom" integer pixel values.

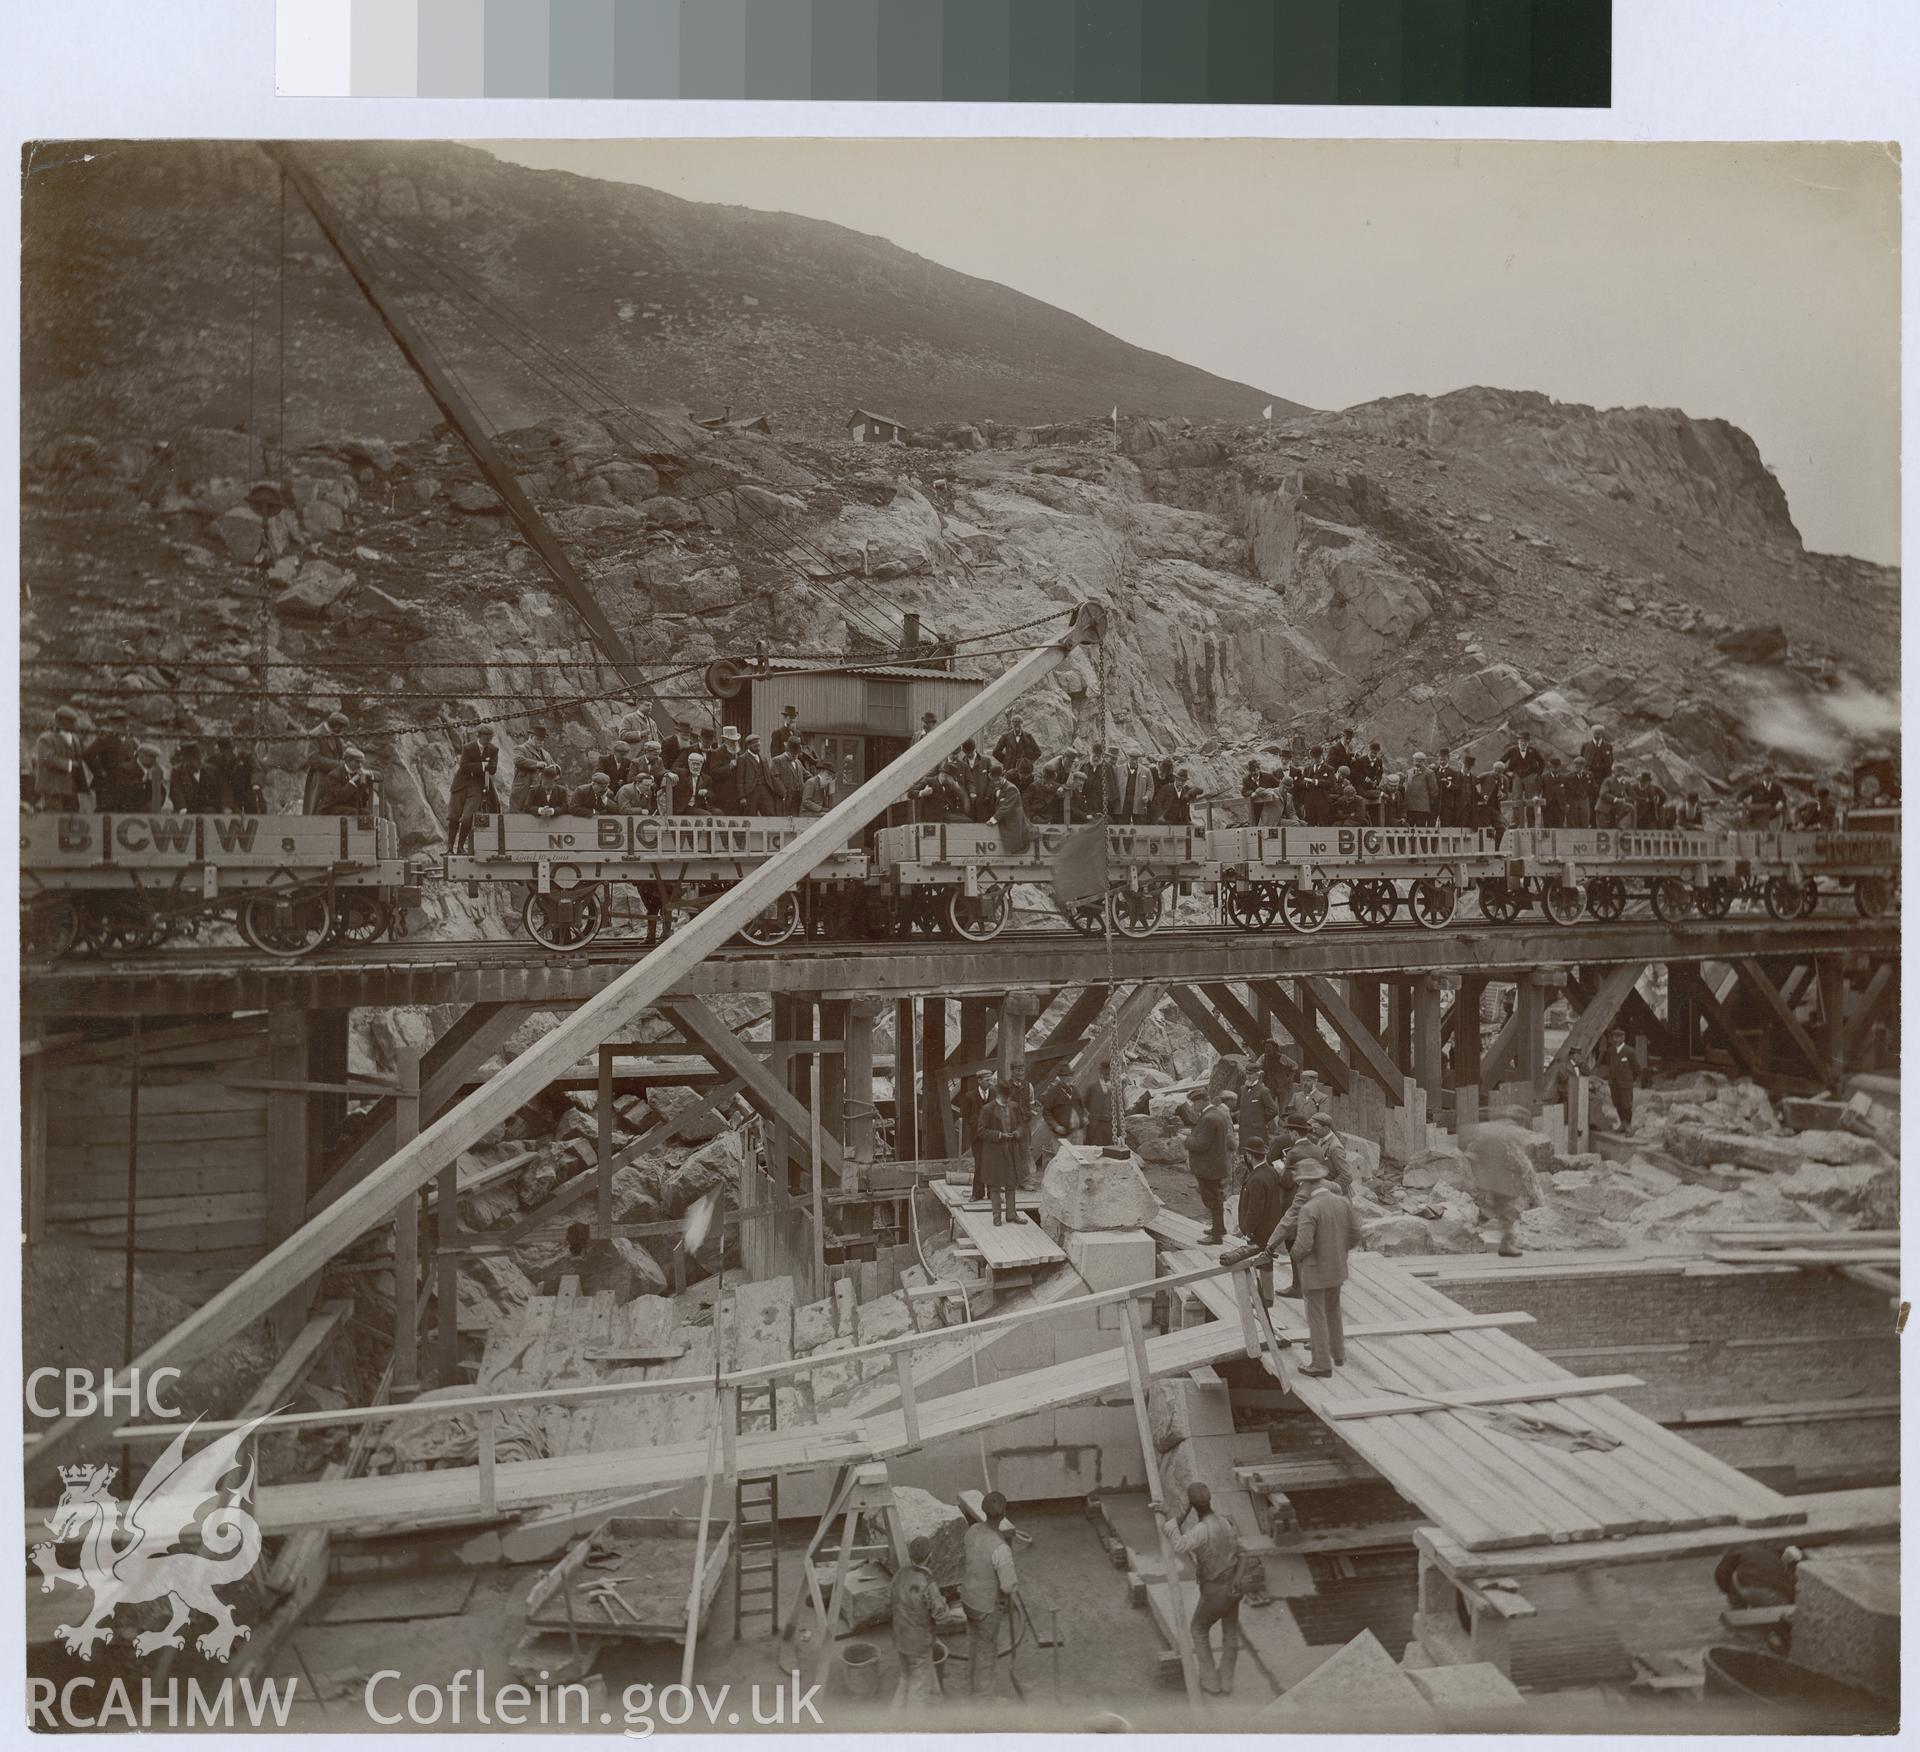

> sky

[{"left": 485, "top": 139, "right": 1899, "bottom": 565}]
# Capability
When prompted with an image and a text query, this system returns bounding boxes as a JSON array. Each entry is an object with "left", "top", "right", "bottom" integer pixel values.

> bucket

[
  {"left": 1701, "top": 1647, "right": 1893, "bottom": 1733},
  {"left": 839, "top": 1640, "right": 882, "bottom": 1700}
]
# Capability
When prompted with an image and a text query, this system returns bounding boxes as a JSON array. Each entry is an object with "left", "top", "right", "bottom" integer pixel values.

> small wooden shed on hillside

[{"left": 846, "top": 408, "right": 908, "bottom": 444}]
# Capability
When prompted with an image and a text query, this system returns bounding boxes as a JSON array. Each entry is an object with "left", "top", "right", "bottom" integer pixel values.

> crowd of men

[
  {"left": 1238, "top": 724, "right": 1847, "bottom": 835},
  {"left": 29, "top": 698, "right": 1858, "bottom": 848},
  {"left": 28, "top": 702, "right": 264, "bottom": 814}
]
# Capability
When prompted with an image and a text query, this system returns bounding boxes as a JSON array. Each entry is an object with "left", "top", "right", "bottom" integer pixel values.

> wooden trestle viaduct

[{"left": 22, "top": 916, "right": 1898, "bottom": 1412}]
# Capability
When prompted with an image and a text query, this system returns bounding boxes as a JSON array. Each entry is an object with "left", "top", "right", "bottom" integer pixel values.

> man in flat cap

[{"left": 34, "top": 705, "right": 85, "bottom": 812}]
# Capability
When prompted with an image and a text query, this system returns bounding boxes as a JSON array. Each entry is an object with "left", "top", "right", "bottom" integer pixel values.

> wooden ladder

[{"left": 732, "top": 1379, "right": 780, "bottom": 1640}]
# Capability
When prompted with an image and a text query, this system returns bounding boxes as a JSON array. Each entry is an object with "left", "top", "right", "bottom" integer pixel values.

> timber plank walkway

[
  {"left": 930, "top": 1179, "right": 1066, "bottom": 1273},
  {"left": 1151, "top": 1209, "right": 1806, "bottom": 1553}
]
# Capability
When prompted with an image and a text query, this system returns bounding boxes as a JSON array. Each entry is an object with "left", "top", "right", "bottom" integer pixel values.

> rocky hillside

[
  {"left": 21, "top": 141, "right": 1897, "bottom": 883},
  {"left": 22, "top": 379, "right": 1896, "bottom": 894},
  {"left": 21, "top": 140, "right": 1294, "bottom": 447}
]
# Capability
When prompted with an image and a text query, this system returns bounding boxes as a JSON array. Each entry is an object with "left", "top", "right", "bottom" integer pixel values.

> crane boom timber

[
  {"left": 26, "top": 602, "right": 1104, "bottom": 1486},
  {"left": 262, "top": 142, "right": 671, "bottom": 735}
]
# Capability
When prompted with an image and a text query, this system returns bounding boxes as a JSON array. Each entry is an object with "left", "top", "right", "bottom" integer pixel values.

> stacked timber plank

[{"left": 1150, "top": 1209, "right": 1806, "bottom": 1553}]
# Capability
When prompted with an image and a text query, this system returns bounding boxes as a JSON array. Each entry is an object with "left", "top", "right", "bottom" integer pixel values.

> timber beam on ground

[{"left": 21, "top": 920, "right": 1895, "bottom": 1019}]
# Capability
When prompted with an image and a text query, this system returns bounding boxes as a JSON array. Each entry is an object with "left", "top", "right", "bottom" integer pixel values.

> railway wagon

[
  {"left": 870, "top": 820, "right": 1211, "bottom": 940},
  {"left": 1209, "top": 823, "right": 1503, "bottom": 933},
  {"left": 446, "top": 812, "right": 869, "bottom": 951},
  {"left": 1495, "top": 827, "right": 1759, "bottom": 924},
  {"left": 21, "top": 810, "right": 413, "bottom": 960},
  {"left": 1764, "top": 828, "right": 1899, "bottom": 920}
]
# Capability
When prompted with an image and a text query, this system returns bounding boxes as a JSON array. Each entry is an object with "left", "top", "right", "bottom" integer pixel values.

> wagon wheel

[
  {"left": 1350, "top": 879, "right": 1399, "bottom": 928},
  {"left": 1694, "top": 877, "right": 1736, "bottom": 919},
  {"left": 241, "top": 888, "right": 337, "bottom": 959},
  {"left": 1800, "top": 877, "right": 1822, "bottom": 918},
  {"left": 736, "top": 890, "right": 802, "bottom": 948},
  {"left": 1587, "top": 877, "right": 1628, "bottom": 922},
  {"left": 947, "top": 876, "right": 1011, "bottom": 943},
  {"left": 1542, "top": 881, "right": 1586, "bottom": 927},
  {"left": 1056, "top": 896, "right": 1106, "bottom": 936},
  {"left": 1108, "top": 880, "right": 1168, "bottom": 940},
  {"left": 1649, "top": 877, "right": 1695, "bottom": 924},
  {"left": 521, "top": 886, "right": 605, "bottom": 954},
  {"left": 330, "top": 893, "right": 393, "bottom": 946},
  {"left": 1280, "top": 885, "right": 1330, "bottom": 935},
  {"left": 1761, "top": 875, "right": 1805, "bottom": 922},
  {"left": 1476, "top": 878, "right": 1524, "bottom": 924},
  {"left": 23, "top": 897, "right": 81, "bottom": 965},
  {"left": 1225, "top": 883, "right": 1278, "bottom": 933},
  {"left": 84, "top": 893, "right": 165, "bottom": 954},
  {"left": 1407, "top": 878, "right": 1458, "bottom": 931},
  {"left": 1855, "top": 876, "right": 1891, "bottom": 920}
]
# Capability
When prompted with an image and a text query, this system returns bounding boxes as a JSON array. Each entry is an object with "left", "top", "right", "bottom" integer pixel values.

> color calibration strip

[{"left": 279, "top": 0, "right": 1610, "bottom": 105}]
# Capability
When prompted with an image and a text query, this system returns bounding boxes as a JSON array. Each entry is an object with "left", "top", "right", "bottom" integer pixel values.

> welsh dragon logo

[{"left": 31, "top": 1413, "right": 270, "bottom": 1663}]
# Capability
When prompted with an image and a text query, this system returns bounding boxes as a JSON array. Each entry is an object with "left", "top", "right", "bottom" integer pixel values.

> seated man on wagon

[
  {"left": 568, "top": 768, "right": 619, "bottom": 817},
  {"left": 313, "top": 746, "right": 375, "bottom": 817}
]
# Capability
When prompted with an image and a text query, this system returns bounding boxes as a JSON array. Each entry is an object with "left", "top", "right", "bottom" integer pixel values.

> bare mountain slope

[{"left": 21, "top": 139, "right": 1297, "bottom": 447}]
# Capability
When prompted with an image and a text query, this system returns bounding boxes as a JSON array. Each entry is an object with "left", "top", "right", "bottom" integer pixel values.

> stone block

[
  {"left": 985, "top": 1324, "right": 1055, "bottom": 1373},
  {"left": 1055, "top": 1404, "right": 1141, "bottom": 1453},
  {"left": 1040, "top": 1143, "right": 1161, "bottom": 1231},
  {"left": 987, "top": 1409, "right": 1056, "bottom": 1450},
  {"left": 1054, "top": 1327, "right": 1122, "bottom": 1363},
  {"left": 1065, "top": 1228, "right": 1155, "bottom": 1294},
  {"left": 990, "top": 1446, "right": 1100, "bottom": 1504},
  {"left": 1786, "top": 1547, "right": 1899, "bottom": 1706},
  {"left": 1664, "top": 1127, "right": 1808, "bottom": 1174}
]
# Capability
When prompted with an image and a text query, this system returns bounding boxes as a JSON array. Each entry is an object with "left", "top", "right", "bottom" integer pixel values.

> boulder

[
  {"left": 214, "top": 504, "right": 264, "bottom": 561},
  {"left": 1039, "top": 1143, "right": 1161, "bottom": 1232},
  {"left": 1714, "top": 623, "right": 1789, "bottom": 664},
  {"left": 302, "top": 497, "right": 346, "bottom": 536},
  {"left": 597, "top": 460, "right": 660, "bottom": 503},
  {"left": 638, "top": 495, "right": 701, "bottom": 530},
  {"left": 651, "top": 567, "right": 741, "bottom": 614},
  {"left": 1790, "top": 1129, "right": 1893, "bottom": 1169},
  {"left": 1361, "top": 1215, "right": 1435, "bottom": 1256},
  {"left": 273, "top": 559, "right": 357, "bottom": 620},
  {"left": 1400, "top": 1149, "right": 1475, "bottom": 1193},
  {"left": 1779, "top": 1160, "right": 1898, "bottom": 1227},
  {"left": 1620, "top": 1183, "right": 1726, "bottom": 1238},
  {"left": 453, "top": 482, "right": 507, "bottom": 514},
  {"left": 886, "top": 1487, "right": 968, "bottom": 1586},
  {"left": 1662, "top": 1127, "right": 1803, "bottom": 1175}
]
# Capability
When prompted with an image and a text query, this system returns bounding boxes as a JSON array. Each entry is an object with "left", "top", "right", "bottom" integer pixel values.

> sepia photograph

[{"left": 16, "top": 132, "right": 1901, "bottom": 1733}]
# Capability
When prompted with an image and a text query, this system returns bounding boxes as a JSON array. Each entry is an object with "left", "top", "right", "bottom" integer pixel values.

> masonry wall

[{"left": 1432, "top": 1265, "right": 1898, "bottom": 1489}]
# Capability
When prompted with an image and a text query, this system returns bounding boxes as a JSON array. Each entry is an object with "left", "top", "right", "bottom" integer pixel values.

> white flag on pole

[{"left": 1263, "top": 404, "right": 1274, "bottom": 420}]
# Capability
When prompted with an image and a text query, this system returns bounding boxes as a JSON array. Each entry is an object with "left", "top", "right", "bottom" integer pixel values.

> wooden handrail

[{"left": 25, "top": 1253, "right": 1251, "bottom": 1448}]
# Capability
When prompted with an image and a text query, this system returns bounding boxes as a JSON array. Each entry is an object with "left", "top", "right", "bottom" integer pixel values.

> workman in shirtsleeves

[
  {"left": 960, "top": 1491, "right": 1021, "bottom": 1699},
  {"left": 1156, "top": 1483, "right": 1247, "bottom": 1695}
]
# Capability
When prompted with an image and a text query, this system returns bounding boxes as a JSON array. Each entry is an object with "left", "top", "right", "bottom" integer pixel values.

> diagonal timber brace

[
  {"left": 1302, "top": 977, "right": 1407, "bottom": 1102},
  {"left": 1537, "top": 961, "right": 1647, "bottom": 1097},
  {"left": 661, "top": 999, "right": 848, "bottom": 1181},
  {"left": 27, "top": 606, "right": 1103, "bottom": 1485},
  {"left": 1733, "top": 958, "right": 1833, "bottom": 1082}
]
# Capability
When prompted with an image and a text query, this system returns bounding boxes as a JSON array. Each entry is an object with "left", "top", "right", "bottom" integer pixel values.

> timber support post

[
  {"left": 266, "top": 1005, "right": 318, "bottom": 1348},
  {"left": 391, "top": 1047, "right": 421, "bottom": 1396},
  {"left": 845, "top": 997, "right": 881, "bottom": 1183},
  {"left": 893, "top": 998, "right": 918, "bottom": 1161}
]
